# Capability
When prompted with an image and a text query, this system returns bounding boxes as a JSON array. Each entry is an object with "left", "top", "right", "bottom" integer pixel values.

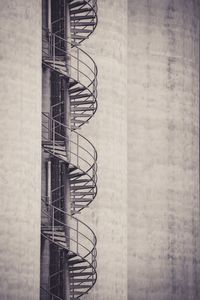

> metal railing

[
  {"left": 41, "top": 1, "right": 98, "bottom": 299},
  {"left": 42, "top": 112, "right": 98, "bottom": 213},
  {"left": 52, "top": 0, "right": 98, "bottom": 45}
]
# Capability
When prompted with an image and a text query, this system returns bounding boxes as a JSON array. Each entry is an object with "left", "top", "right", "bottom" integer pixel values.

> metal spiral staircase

[{"left": 41, "top": 1, "right": 98, "bottom": 299}]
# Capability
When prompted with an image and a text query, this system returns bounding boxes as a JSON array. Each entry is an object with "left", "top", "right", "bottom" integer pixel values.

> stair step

[
  {"left": 71, "top": 199, "right": 91, "bottom": 203},
  {"left": 69, "top": 166, "right": 78, "bottom": 173},
  {"left": 70, "top": 7, "right": 92, "bottom": 15},
  {"left": 70, "top": 15, "right": 95, "bottom": 21},
  {"left": 69, "top": 265, "right": 90, "bottom": 271},
  {"left": 71, "top": 113, "right": 91, "bottom": 118},
  {"left": 71, "top": 185, "right": 94, "bottom": 190},
  {"left": 70, "top": 93, "right": 91, "bottom": 100},
  {"left": 48, "top": 235, "right": 66, "bottom": 242},
  {"left": 70, "top": 278, "right": 93, "bottom": 282},
  {"left": 69, "top": 1, "right": 85, "bottom": 9},
  {"left": 68, "top": 258, "right": 85, "bottom": 266},
  {"left": 69, "top": 80, "right": 78, "bottom": 88},
  {"left": 43, "top": 230, "right": 65, "bottom": 236},
  {"left": 70, "top": 291, "right": 83, "bottom": 295},
  {"left": 70, "top": 284, "right": 91, "bottom": 289},
  {"left": 44, "top": 59, "right": 65, "bottom": 66},
  {"left": 43, "top": 145, "right": 64, "bottom": 150},
  {"left": 70, "top": 272, "right": 94, "bottom": 277},
  {"left": 71, "top": 35, "right": 85, "bottom": 40},
  {"left": 69, "top": 172, "right": 83, "bottom": 179},
  {"left": 72, "top": 204, "right": 88, "bottom": 208},
  {"left": 71, "top": 119, "right": 87, "bottom": 124},
  {"left": 71, "top": 22, "right": 96, "bottom": 27},
  {"left": 71, "top": 197, "right": 92, "bottom": 202},
  {"left": 71, "top": 28, "right": 91, "bottom": 34},
  {"left": 68, "top": 253, "right": 77, "bottom": 260},
  {"left": 69, "top": 86, "right": 86, "bottom": 94},
  {"left": 70, "top": 178, "right": 89, "bottom": 184},
  {"left": 71, "top": 107, "right": 95, "bottom": 112},
  {"left": 71, "top": 101, "right": 94, "bottom": 107},
  {"left": 71, "top": 191, "right": 95, "bottom": 196}
]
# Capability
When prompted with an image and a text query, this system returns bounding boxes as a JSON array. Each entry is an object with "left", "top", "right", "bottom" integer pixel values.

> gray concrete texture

[
  {"left": 0, "top": 1, "right": 41, "bottom": 299},
  {"left": 80, "top": 1, "right": 128, "bottom": 300},
  {"left": 128, "top": 1, "right": 200, "bottom": 300}
]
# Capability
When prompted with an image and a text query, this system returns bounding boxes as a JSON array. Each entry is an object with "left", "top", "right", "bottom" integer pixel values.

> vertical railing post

[
  {"left": 77, "top": 134, "right": 79, "bottom": 167},
  {"left": 77, "top": 48, "right": 79, "bottom": 81},
  {"left": 77, "top": 219, "right": 79, "bottom": 254},
  {"left": 53, "top": 120, "right": 55, "bottom": 154},
  {"left": 52, "top": 206, "right": 54, "bottom": 241},
  {"left": 53, "top": 33, "right": 55, "bottom": 68}
]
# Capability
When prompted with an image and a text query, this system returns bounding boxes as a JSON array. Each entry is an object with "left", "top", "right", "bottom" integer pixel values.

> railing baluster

[
  {"left": 53, "top": 33, "right": 55, "bottom": 68},
  {"left": 77, "top": 134, "right": 79, "bottom": 167},
  {"left": 77, "top": 48, "right": 79, "bottom": 81},
  {"left": 52, "top": 206, "right": 54, "bottom": 241},
  {"left": 77, "top": 219, "right": 78, "bottom": 254},
  {"left": 53, "top": 120, "right": 55, "bottom": 154}
]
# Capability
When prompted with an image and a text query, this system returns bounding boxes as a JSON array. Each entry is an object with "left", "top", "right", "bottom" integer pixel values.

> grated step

[
  {"left": 71, "top": 113, "right": 91, "bottom": 118},
  {"left": 71, "top": 28, "right": 92, "bottom": 34},
  {"left": 70, "top": 15, "right": 95, "bottom": 21},
  {"left": 69, "top": 86, "right": 86, "bottom": 94},
  {"left": 71, "top": 22, "right": 96, "bottom": 27},
  {"left": 71, "top": 107, "right": 95, "bottom": 112},
  {"left": 70, "top": 272, "right": 94, "bottom": 277},
  {"left": 70, "top": 7, "right": 92, "bottom": 15},
  {"left": 70, "top": 278, "right": 93, "bottom": 283},
  {"left": 71, "top": 185, "right": 94, "bottom": 190},
  {"left": 68, "top": 258, "right": 85, "bottom": 266},
  {"left": 69, "top": 1, "right": 86, "bottom": 9},
  {"left": 70, "top": 93, "right": 91, "bottom": 100}
]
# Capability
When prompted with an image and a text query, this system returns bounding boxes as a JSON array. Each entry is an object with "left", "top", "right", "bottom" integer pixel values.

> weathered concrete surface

[
  {"left": 128, "top": 1, "right": 200, "bottom": 300},
  {"left": 0, "top": 1, "right": 41, "bottom": 299},
  {"left": 80, "top": 1, "right": 128, "bottom": 300}
]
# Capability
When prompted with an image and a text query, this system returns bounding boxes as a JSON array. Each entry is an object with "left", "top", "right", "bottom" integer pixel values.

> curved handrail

[
  {"left": 52, "top": 0, "right": 98, "bottom": 45},
  {"left": 42, "top": 112, "right": 98, "bottom": 213},
  {"left": 42, "top": 199, "right": 97, "bottom": 256},
  {"left": 42, "top": 28, "right": 98, "bottom": 128},
  {"left": 42, "top": 112, "right": 97, "bottom": 172},
  {"left": 42, "top": 28, "right": 98, "bottom": 86},
  {"left": 41, "top": 199, "right": 97, "bottom": 299},
  {"left": 41, "top": 1, "right": 98, "bottom": 299}
]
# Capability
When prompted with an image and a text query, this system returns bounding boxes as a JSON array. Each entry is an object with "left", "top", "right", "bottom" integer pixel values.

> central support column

[{"left": 63, "top": 1, "right": 71, "bottom": 300}]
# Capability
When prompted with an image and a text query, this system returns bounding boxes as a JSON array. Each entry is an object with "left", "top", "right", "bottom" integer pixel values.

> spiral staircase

[{"left": 41, "top": 1, "right": 98, "bottom": 299}]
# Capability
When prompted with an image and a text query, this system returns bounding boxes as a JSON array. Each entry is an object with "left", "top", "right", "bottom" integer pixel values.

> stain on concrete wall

[
  {"left": 128, "top": 1, "right": 200, "bottom": 300},
  {"left": 0, "top": 1, "right": 41, "bottom": 299}
]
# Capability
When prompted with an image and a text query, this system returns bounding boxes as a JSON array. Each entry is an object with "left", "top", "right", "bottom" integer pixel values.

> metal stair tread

[
  {"left": 71, "top": 107, "right": 95, "bottom": 111},
  {"left": 69, "top": 86, "right": 86, "bottom": 94},
  {"left": 70, "top": 7, "right": 92, "bottom": 15},
  {"left": 71, "top": 113, "right": 91, "bottom": 118},
  {"left": 71, "top": 28, "right": 92, "bottom": 33},
  {"left": 71, "top": 21, "right": 96, "bottom": 26},
  {"left": 71, "top": 185, "right": 94, "bottom": 190},
  {"left": 70, "top": 278, "right": 93, "bottom": 282},
  {"left": 70, "top": 15, "right": 95, "bottom": 20},
  {"left": 70, "top": 93, "right": 91, "bottom": 99},
  {"left": 69, "top": 1, "right": 87, "bottom": 9},
  {"left": 69, "top": 265, "right": 91, "bottom": 271},
  {"left": 70, "top": 272, "right": 94, "bottom": 277},
  {"left": 71, "top": 198, "right": 92, "bottom": 203}
]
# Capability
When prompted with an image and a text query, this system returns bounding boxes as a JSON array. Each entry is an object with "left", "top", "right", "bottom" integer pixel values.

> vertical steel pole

[
  {"left": 47, "top": 160, "right": 52, "bottom": 205},
  {"left": 48, "top": 0, "right": 51, "bottom": 32},
  {"left": 63, "top": 1, "right": 71, "bottom": 300}
]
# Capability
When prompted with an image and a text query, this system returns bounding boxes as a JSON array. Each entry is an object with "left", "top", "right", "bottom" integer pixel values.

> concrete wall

[
  {"left": 80, "top": 1, "right": 128, "bottom": 300},
  {"left": 0, "top": 1, "right": 41, "bottom": 299},
  {"left": 128, "top": 1, "right": 200, "bottom": 300}
]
